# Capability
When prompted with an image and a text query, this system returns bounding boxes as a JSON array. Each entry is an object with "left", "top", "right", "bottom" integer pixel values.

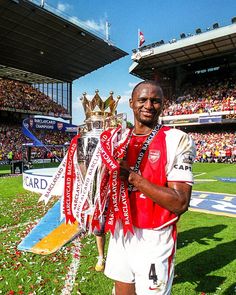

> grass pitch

[
  {"left": 193, "top": 163, "right": 236, "bottom": 194},
  {"left": 0, "top": 163, "right": 235, "bottom": 294}
]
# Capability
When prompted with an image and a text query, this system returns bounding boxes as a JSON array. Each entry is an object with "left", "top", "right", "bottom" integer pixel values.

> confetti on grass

[{"left": 61, "top": 232, "right": 85, "bottom": 295}]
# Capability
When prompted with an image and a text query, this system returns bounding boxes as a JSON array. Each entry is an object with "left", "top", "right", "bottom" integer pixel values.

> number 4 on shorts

[{"left": 149, "top": 263, "right": 158, "bottom": 284}]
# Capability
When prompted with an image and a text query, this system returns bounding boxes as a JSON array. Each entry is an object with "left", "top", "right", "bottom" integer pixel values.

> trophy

[
  {"left": 36, "top": 89, "right": 132, "bottom": 236},
  {"left": 73, "top": 90, "right": 127, "bottom": 231}
]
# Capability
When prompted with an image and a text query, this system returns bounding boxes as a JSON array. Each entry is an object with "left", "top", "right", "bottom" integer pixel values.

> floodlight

[
  {"left": 196, "top": 28, "right": 202, "bottom": 34},
  {"left": 213, "top": 23, "right": 219, "bottom": 29},
  {"left": 169, "top": 38, "right": 177, "bottom": 44},
  {"left": 232, "top": 17, "right": 236, "bottom": 24}
]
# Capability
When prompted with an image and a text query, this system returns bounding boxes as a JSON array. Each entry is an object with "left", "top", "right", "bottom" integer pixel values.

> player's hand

[{"left": 117, "top": 159, "right": 131, "bottom": 181}]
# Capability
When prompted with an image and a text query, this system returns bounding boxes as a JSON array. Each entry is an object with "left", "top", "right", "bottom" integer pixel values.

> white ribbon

[
  {"left": 38, "top": 154, "right": 68, "bottom": 204},
  {"left": 74, "top": 142, "right": 102, "bottom": 228}
]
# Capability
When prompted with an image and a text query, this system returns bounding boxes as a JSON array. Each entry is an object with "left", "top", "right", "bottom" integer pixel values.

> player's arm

[
  {"left": 128, "top": 172, "right": 192, "bottom": 215},
  {"left": 119, "top": 131, "right": 196, "bottom": 215}
]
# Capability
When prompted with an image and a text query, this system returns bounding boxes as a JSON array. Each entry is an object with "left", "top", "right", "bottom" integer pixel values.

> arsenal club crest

[{"left": 148, "top": 150, "right": 160, "bottom": 163}]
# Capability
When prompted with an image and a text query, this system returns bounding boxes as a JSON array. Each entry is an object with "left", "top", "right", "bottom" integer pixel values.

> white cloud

[
  {"left": 57, "top": 2, "right": 72, "bottom": 13},
  {"left": 128, "top": 82, "right": 138, "bottom": 88},
  {"left": 119, "top": 81, "right": 139, "bottom": 104},
  {"left": 54, "top": 2, "right": 106, "bottom": 36},
  {"left": 83, "top": 19, "right": 106, "bottom": 34},
  {"left": 68, "top": 16, "right": 106, "bottom": 35}
]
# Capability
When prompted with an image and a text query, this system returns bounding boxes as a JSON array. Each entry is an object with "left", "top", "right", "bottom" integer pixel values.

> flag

[{"left": 139, "top": 31, "right": 145, "bottom": 47}]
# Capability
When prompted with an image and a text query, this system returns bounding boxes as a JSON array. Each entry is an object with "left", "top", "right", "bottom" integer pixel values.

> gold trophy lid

[{"left": 81, "top": 90, "right": 121, "bottom": 120}]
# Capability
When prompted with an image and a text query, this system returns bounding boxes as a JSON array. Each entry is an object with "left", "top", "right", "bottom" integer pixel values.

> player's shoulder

[{"left": 163, "top": 126, "right": 188, "bottom": 139}]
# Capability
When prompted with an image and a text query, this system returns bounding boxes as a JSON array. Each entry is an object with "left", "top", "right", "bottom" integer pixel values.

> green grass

[
  {"left": 0, "top": 169, "right": 11, "bottom": 175},
  {"left": 0, "top": 164, "right": 11, "bottom": 175},
  {"left": 0, "top": 162, "right": 59, "bottom": 172},
  {"left": 0, "top": 163, "right": 235, "bottom": 294},
  {"left": 193, "top": 163, "right": 236, "bottom": 194},
  {"left": 173, "top": 212, "right": 236, "bottom": 295}
]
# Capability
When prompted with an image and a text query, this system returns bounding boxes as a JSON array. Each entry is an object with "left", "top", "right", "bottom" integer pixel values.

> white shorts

[{"left": 104, "top": 222, "right": 177, "bottom": 295}]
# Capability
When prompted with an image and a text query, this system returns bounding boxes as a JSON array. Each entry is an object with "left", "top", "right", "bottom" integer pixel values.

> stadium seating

[
  {"left": 0, "top": 79, "right": 69, "bottom": 116},
  {"left": 189, "top": 131, "right": 235, "bottom": 163},
  {"left": 163, "top": 78, "right": 236, "bottom": 116},
  {"left": 0, "top": 124, "right": 74, "bottom": 162},
  {"left": 0, "top": 77, "right": 235, "bottom": 165}
]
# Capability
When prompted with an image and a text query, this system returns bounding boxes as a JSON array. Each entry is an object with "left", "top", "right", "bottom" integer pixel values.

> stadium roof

[
  {"left": 0, "top": 0, "right": 128, "bottom": 83},
  {"left": 129, "top": 22, "right": 236, "bottom": 80}
]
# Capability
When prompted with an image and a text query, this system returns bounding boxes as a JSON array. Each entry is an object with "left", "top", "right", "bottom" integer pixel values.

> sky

[{"left": 42, "top": 0, "right": 236, "bottom": 125}]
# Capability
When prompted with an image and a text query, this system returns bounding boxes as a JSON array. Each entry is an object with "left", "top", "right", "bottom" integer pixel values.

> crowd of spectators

[
  {"left": 0, "top": 77, "right": 235, "bottom": 166},
  {"left": 189, "top": 131, "right": 236, "bottom": 163},
  {"left": 163, "top": 78, "right": 236, "bottom": 116},
  {"left": 0, "top": 124, "right": 74, "bottom": 162},
  {"left": 0, "top": 123, "right": 235, "bottom": 165},
  {"left": 0, "top": 79, "right": 69, "bottom": 117}
]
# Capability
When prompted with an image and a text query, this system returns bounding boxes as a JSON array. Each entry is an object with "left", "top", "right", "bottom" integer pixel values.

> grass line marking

[
  {"left": 193, "top": 190, "right": 236, "bottom": 197},
  {"left": 193, "top": 172, "right": 206, "bottom": 177},
  {"left": 189, "top": 207, "right": 236, "bottom": 218},
  {"left": 194, "top": 179, "right": 217, "bottom": 182}
]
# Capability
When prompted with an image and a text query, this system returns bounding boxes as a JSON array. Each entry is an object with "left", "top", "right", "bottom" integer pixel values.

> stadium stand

[
  {"left": 190, "top": 130, "right": 235, "bottom": 163},
  {"left": 0, "top": 75, "right": 235, "bottom": 165},
  {"left": 163, "top": 78, "right": 236, "bottom": 116},
  {"left": 130, "top": 19, "right": 236, "bottom": 165},
  {"left": 0, "top": 122, "right": 74, "bottom": 162},
  {"left": 0, "top": 79, "right": 69, "bottom": 117}
]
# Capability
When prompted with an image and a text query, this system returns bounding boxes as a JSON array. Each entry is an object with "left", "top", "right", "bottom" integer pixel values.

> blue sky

[{"left": 43, "top": 0, "right": 236, "bottom": 125}]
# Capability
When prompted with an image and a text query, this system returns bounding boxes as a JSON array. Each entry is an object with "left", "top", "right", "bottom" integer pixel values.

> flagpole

[{"left": 138, "top": 28, "right": 140, "bottom": 49}]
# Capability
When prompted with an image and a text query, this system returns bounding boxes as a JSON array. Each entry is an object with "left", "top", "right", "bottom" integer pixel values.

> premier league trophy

[
  {"left": 17, "top": 90, "right": 130, "bottom": 256},
  {"left": 69, "top": 90, "right": 127, "bottom": 232}
]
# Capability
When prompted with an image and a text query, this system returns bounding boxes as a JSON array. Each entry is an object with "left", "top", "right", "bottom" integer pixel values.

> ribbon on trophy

[
  {"left": 90, "top": 167, "right": 110, "bottom": 232},
  {"left": 99, "top": 126, "right": 134, "bottom": 235},
  {"left": 99, "top": 128, "right": 121, "bottom": 235},
  {"left": 38, "top": 154, "right": 67, "bottom": 205},
  {"left": 38, "top": 134, "right": 83, "bottom": 220},
  {"left": 113, "top": 128, "right": 133, "bottom": 235},
  {"left": 74, "top": 141, "right": 102, "bottom": 228},
  {"left": 63, "top": 134, "right": 80, "bottom": 223}
]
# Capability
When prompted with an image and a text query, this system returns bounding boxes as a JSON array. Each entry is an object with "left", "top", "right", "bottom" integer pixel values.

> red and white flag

[{"left": 139, "top": 30, "right": 145, "bottom": 47}]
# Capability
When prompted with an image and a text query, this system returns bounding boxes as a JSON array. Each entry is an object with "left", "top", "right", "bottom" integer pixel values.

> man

[{"left": 104, "top": 80, "right": 196, "bottom": 295}]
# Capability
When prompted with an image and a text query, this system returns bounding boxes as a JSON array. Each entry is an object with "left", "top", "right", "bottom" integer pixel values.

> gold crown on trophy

[{"left": 81, "top": 90, "right": 121, "bottom": 119}]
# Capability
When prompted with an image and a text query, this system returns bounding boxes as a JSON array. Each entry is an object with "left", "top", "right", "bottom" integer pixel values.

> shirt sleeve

[{"left": 166, "top": 129, "right": 196, "bottom": 184}]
